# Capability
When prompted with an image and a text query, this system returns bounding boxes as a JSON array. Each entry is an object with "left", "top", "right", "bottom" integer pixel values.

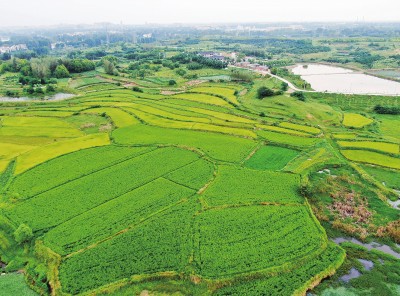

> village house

[{"left": 198, "top": 51, "right": 225, "bottom": 61}]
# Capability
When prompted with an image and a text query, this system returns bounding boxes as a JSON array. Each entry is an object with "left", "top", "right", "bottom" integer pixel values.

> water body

[
  {"left": 387, "top": 198, "right": 400, "bottom": 209},
  {"left": 340, "top": 268, "right": 361, "bottom": 282},
  {"left": 291, "top": 64, "right": 400, "bottom": 95},
  {"left": 0, "top": 93, "right": 75, "bottom": 102},
  {"left": 358, "top": 259, "right": 374, "bottom": 271},
  {"left": 333, "top": 237, "right": 400, "bottom": 259}
]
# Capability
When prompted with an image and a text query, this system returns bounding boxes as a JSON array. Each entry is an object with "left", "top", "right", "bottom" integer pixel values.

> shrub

[
  {"left": 291, "top": 91, "right": 306, "bottom": 101},
  {"left": 373, "top": 104, "right": 400, "bottom": 115},
  {"left": 132, "top": 86, "right": 143, "bottom": 93},
  {"left": 35, "top": 87, "right": 44, "bottom": 94},
  {"left": 257, "top": 86, "right": 275, "bottom": 99},
  {"left": 14, "top": 223, "right": 33, "bottom": 245},
  {"left": 46, "top": 85, "right": 55, "bottom": 93}
]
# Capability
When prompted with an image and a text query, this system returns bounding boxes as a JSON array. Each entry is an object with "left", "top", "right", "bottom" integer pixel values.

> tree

[
  {"left": 175, "top": 68, "right": 186, "bottom": 76},
  {"left": 30, "top": 58, "right": 52, "bottom": 79},
  {"left": 35, "top": 87, "right": 44, "bottom": 94},
  {"left": 14, "top": 224, "right": 33, "bottom": 245},
  {"left": 290, "top": 91, "right": 306, "bottom": 101},
  {"left": 168, "top": 80, "right": 177, "bottom": 86},
  {"left": 281, "top": 82, "right": 288, "bottom": 91},
  {"left": 46, "top": 85, "right": 55, "bottom": 93},
  {"left": 54, "top": 64, "right": 70, "bottom": 78},
  {"left": 103, "top": 60, "right": 117, "bottom": 75},
  {"left": 257, "top": 86, "right": 275, "bottom": 99}
]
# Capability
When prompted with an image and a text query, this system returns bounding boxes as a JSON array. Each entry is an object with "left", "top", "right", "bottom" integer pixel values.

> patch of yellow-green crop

[
  {"left": 257, "top": 130, "right": 321, "bottom": 147},
  {"left": 332, "top": 133, "right": 357, "bottom": 140},
  {"left": 84, "top": 107, "right": 139, "bottom": 128},
  {"left": 337, "top": 141, "right": 399, "bottom": 154},
  {"left": 342, "top": 113, "right": 373, "bottom": 128},
  {"left": 0, "top": 142, "right": 37, "bottom": 164},
  {"left": 125, "top": 108, "right": 256, "bottom": 138},
  {"left": 279, "top": 122, "right": 321, "bottom": 135},
  {"left": 341, "top": 149, "right": 400, "bottom": 170},
  {"left": 258, "top": 125, "right": 312, "bottom": 137},
  {"left": 171, "top": 93, "right": 231, "bottom": 107},
  {"left": 15, "top": 133, "right": 110, "bottom": 174},
  {"left": 190, "top": 86, "right": 240, "bottom": 105}
]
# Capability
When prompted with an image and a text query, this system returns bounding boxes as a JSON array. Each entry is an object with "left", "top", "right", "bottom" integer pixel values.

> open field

[
  {"left": 0, "top": 51, "right": 398, "bottom": 296},
  {"left": 341, "top": 149, "right": 400, "bottom": 169},
  {"left": 342, "top": 113, "right": 374, "bottom": 128}
]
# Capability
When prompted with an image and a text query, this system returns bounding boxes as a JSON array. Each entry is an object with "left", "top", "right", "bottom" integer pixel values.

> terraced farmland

[{"left": 2, "top": 74, "right": 398, "bottom": 296}]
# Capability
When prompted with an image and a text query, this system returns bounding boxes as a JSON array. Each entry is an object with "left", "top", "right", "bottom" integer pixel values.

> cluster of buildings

[
  {"left": 197, "top": 51, "right": 226, "bottom": 61},
  {"left": 234, "top": 61, "right": 269, "bottom": 72},
  {"left": 0, "top": 44, "right": 28, "bottom": 54},
  {"left": 196, "top": 51, "right": 271, "bottom": 74}
]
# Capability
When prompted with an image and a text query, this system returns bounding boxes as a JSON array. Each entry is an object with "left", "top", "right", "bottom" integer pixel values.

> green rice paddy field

[{"left": 0, "top": 72, "right": 398, "bottom": 296}]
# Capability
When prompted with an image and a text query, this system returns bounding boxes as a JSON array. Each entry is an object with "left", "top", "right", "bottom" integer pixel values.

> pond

[
  {"left": 291, "top": 64, "right": 400, "bottom": 95},
  {"left": 0, "top": 93, "right": 75, "bottom": 102}
]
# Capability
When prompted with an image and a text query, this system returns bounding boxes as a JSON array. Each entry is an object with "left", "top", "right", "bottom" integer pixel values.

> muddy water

[
  {"left": 340, "top": 268, "right": 361, "bottom": 282},
  {"left": 0, "top": 93, "right": 75, "bottom": 102},
  {"left": 333, "top": 237, "right": 400, "bottom": 259},
  {"left": 292, "top": 64, "right": 400, "bottom": 95},
  {"left": 358, "top": 259, "right": 374, "bottom": 271}
]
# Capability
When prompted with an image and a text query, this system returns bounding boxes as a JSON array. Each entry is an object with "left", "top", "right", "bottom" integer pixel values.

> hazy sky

[{"left": 1, "top": 0, "right": 400, "bottom": 27}]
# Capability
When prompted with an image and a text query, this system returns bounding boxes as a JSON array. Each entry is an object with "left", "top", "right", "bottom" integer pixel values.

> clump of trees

[
  {"left": 373, "top": 104, "right": 400, "bottom": 115},
  {"left": 102, "top": 56, "right": 118, "bottom": 75},
  {"left": 1, "top": 56, "right": 95, "bottom": 80},
  {"left": 230, "top": 69, "right": 254, "bottom": 82},
  {"left": 171, "top": 53, "right": 228, "bottom": 69},
  {"left": 257, "top": 86, "right": 275, "bottom": 99},
  {"left": 54, "top": 64, "right": 70, "bottom": 78},
  {"left": 291, "top": 91, "right": 306, "bottom": 101}
]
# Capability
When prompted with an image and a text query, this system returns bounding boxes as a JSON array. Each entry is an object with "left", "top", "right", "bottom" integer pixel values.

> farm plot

[
  {"left": 0, "top": 116, "right": 84, "bottom": 138},
  {"left": 189, "top": 86, "right": 240, "bottom": 105},
  {"left": 337, "top": 140, "right": 399, "bottom": 154},
  {"left": 362, "top": 165, "right": 400, "bottom": 190},
  {"left": 213, "top": 242, "right": 345, "bottom": 296},
  {"left": 125, "top": 108, "right": 256, "bottom": 138},
  {"left": 0, "top": 274, "right": 38, "bottom": 296},
  {"left": 58, "top": 201, "right": 196, "bottom": 294},
  {"left": 164, "top": 158, "right": 215, "bottom": 190},
  {"left": 194, "top": 205, "right": 326, "bottom": 277},
  {"left": 8, "top": 145, "right": 152, "bottom": 198},
  {"left": 203, "top": 165, "right": 302, "bottom": 206},
  {"left": 171, "top": 93, "right": 231, "bottom": 107},
  {"left": 7, "top": 147, "right": 200, "bottom": 231},
  {"left": 113, "top": 124, "right": 257, "bottom": 163},
  {"left": 83, "top": 107, "right": 139, "bottom": 127},
  {"left": 342, "top": 113, "right": 373, "bottom": 128},
  {"left": 125, "top": 107, "right": 256, "bottom": 138},
  {"left": 0, "top": 142, "right": 36, "bottom": 169},
  {"left": 341, "top": 150, "right": 400, "bottom": 170},
  {"left": 44, "top": 178, "right": 196, "bottom": 255},
  {"left": 278, "top": 122, "right": 321, "bottom": 135},
  {"left": 258, "top": 125, "right": 311, "bottom": 137},
  {"left": 14, "top": 133, "right": 110, "bottom": 174},
  {"left": 257, "top": 130, "right": 320, "bottom": 147},
  {"left": 14, "top": 111, "right": 75, "bottom": 118},
  {"left": 244, "top": 145, "right": 299, "bottom": 170}
]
